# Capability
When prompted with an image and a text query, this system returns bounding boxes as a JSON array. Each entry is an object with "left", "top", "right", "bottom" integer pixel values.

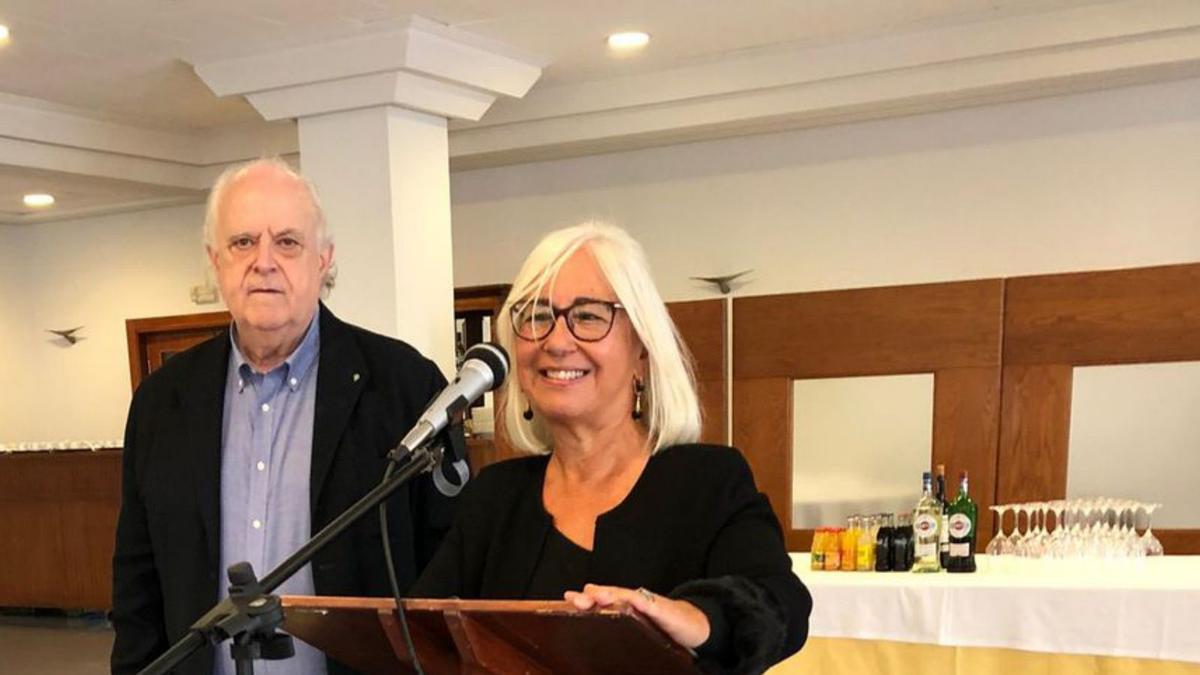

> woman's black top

[
  {"left": 410, "top": 443, "right": 812, "bottom": 674},
  {"left": 526, "top": 527, "right": 592, "bottom": 600}
]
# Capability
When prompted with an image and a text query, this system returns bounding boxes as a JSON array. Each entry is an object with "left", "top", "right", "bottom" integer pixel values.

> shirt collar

[{"left": 229, "top": 310, "right": 321, "bottom": 393}]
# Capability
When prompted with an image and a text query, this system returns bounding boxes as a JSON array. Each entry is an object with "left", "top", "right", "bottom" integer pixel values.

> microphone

[{"left": 390, "top": 343, "right": 509, "bottom": 485}]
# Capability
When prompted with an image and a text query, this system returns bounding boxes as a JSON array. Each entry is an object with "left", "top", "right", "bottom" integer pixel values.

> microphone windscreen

[{"left": 463, "top": 342, "right": 509, "bottom": 389}]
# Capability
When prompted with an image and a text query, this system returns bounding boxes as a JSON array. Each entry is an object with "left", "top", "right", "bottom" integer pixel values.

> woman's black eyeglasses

[{"left": 510, "top": 298, "right": 625, "bottom": 342}]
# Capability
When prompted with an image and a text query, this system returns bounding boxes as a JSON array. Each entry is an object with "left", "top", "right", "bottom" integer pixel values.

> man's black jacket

[{"left": 111, "top": 304, "right": 459, "bottom": 674}]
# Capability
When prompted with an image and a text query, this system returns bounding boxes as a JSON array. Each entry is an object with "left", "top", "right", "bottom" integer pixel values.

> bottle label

[
  {"left": 948, "top": 513, "right": 973, "bottom": 538},
  {"left": 950, "top": 543, "right": 971, "bottom": 557},
  {"left": 914, "top": 513, "right": 939, "bottom": 537}
]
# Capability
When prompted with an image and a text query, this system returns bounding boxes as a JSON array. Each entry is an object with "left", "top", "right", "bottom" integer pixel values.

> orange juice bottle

[
  {"left": 823, "top": 528, "right": 842, "bottom": 570},
  {"left": 810, "top": 529, "right": 827, "bottom": 570},
  {"left": 840, "top": 517, "right": 858, "bottom": 571}
]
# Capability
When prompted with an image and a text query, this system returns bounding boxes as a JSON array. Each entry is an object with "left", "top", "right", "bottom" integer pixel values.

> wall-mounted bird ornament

[
  {"left": 690, "top": 269, "right": 752, "bottom": 295},
  {"left": 47, "top": 326, "right": 85, "bottom": 345}
]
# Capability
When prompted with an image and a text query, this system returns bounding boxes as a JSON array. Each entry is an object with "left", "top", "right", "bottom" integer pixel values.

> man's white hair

[
  {"left": 203, "top": 157, "right": 336, "bottom": 294},
  {"left": 496, "top": 221, "right": 702, "bottom": 454}
]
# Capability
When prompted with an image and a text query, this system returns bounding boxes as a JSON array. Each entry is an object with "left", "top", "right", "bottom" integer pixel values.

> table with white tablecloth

[{"left": 770, "top": 554, "right": 1200, "bottom": 674}]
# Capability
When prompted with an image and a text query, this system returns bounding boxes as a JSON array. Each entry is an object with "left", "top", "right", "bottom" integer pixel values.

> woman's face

[{"left": 515, "top": 248, "right": 646, "bottom": 433}]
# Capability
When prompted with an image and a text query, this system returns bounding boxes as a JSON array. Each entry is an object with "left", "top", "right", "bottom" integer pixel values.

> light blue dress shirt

[{"left": 216, "top": 315, "right": 326, "bottom": 675}]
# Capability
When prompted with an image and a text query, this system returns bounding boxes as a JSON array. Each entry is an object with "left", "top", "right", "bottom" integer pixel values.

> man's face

[{"left": 206, "top": 168, "right": 333, "bottom": 337}]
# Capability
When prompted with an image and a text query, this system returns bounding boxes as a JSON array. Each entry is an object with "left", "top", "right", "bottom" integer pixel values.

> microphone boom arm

[{"left": 137, "top": 444, "right": 444, "bottom": 675}]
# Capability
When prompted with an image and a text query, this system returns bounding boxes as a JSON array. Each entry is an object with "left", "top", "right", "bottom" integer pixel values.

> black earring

[
  {"left": 523, "top": 402, "right": 534, "bottom": 421},
  {"left": 632, "top": 378, "right": 645, "bottom": 420}
]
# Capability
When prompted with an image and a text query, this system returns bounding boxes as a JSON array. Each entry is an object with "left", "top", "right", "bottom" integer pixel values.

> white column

[{"left": 299, "top": 106, "right": 456, "bottom": 374}]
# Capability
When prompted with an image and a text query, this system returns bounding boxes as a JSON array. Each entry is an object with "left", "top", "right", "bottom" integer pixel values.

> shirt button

[
  {"left": 289, "top": 378, "right": 298, "bottom": 387},
  {"left": 252, "top": 519, "right": 262, "bottom": 529},
  {"left": 256, "top": 461, "right": 265, "bottom": 472},
  {"left": 261, "top": 403, "right": 270, "bottom": 413}
]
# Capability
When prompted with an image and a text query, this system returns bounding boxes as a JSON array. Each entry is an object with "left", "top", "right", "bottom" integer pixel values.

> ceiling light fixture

[
  {"left": 607, "top": 31, "right": 650, "bottom": 50},
  {"left": 24, "top": 193, "right": 56, "bottom": 208},
  {"left": 0, "top": 25, "right": 10, "bottom": 42}
]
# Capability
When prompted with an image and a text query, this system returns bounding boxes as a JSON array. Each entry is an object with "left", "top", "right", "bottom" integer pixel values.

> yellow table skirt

[{"left": 770, "top": 637, "right": 1200, "bottom": 675}]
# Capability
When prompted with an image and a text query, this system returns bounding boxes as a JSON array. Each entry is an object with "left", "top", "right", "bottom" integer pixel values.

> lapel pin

[{"left": 352, "top": 372, "right": 361, "bottom": 383}]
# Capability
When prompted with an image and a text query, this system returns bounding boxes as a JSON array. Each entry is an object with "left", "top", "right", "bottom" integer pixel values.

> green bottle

[{"left": 946, "top": 471, "right": 978, "bottom": 573}]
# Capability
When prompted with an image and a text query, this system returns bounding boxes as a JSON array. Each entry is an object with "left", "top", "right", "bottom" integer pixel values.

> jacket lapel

[
  {"left": 178, "top": 333, "right": 231, "bottom": 577},
  {"left": 310, "top": 304, "right": 367, "bottom": 516}
]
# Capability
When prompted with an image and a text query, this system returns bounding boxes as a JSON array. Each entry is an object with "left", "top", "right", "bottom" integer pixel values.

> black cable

[{"left": 379, "top": 458, "right": 426, "bottom": 675}]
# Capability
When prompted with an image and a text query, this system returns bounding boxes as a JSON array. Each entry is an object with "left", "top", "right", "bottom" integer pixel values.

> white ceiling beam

[
  {"left": 0, "top": 92, "right": 299, "bottom": 170},
  {"left": 460, "top": 0, "right": 1200, "bottom": 130},
  {"left": 447, "top": 0, "right": 1200, "bottom": 168}
]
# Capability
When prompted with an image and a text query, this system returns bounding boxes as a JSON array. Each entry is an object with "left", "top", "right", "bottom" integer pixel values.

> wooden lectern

[{"left": 282, "top": 596, "right": 702, "bottom": 675}]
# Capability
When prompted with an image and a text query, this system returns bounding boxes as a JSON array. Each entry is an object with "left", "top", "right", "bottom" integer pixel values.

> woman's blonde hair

[{"left": 497, "top": 221, "right": 702, "bottom": 454}]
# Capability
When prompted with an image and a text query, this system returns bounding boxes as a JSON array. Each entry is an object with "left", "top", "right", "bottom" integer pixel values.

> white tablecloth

[{"left": 791, "top": 553, "right": 1200, "bottom": 664}]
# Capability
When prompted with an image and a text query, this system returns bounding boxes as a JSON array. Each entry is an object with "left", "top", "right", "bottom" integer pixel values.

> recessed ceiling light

[
  {"left": 24, "top": 193, "right": 56, "bottom": 208},
  {"left": 0, "top": 25, "right": 10, "bottom": 42},
  {"left": 607, "top": 32, "right": 650, "bottom": 50}
]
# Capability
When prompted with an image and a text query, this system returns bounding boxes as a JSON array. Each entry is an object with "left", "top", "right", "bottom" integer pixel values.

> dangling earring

[
  {"left": 632, "top": 378, "right": 645, "bottom": 420},
  {"left": 523, "top": 401, "right": 534, "bottom": 421}
]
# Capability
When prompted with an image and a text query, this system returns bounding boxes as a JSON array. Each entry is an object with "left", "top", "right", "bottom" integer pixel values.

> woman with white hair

[{"left": 412, "top": 222, "right": 811, "bottom": 674}]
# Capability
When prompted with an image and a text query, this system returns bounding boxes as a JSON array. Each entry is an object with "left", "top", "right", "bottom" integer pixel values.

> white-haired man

[{"left": 112, "top": 159, "right": 460, "bottom": 675}]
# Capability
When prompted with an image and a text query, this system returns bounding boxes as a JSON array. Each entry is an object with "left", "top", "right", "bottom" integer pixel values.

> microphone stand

[{"left": 137, "top": 442, "right": 443, "bottom": 675}]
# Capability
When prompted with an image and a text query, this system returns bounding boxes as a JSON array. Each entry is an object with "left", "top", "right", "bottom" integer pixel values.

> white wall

[
  {"left": 0, "top": 204, "right": 209, "bottom": 442},
  {"left": 0, "top": 226, "right": 33, "bottom": 436},
  {"left": 450, "top": 77, "right": 1200, "bottom": 297},
  {"left": 4, "top": 76, "right": 1200, "bottom": 444},
  {"left": 449, "top": 76, "right": 1200, "bottom": 526}
]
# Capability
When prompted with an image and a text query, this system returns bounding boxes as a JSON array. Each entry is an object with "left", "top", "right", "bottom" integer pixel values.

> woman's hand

[{"left": 564, "top": 583, "right": 710, "bottom": 649}]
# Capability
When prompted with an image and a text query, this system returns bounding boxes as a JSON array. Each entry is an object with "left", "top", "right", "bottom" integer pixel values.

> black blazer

[
  {"left": 111, "top": 304, "right": 458, "bottom": 675},
  {"left": 411, "top": 444, "right": 812, "bottom": 674}
]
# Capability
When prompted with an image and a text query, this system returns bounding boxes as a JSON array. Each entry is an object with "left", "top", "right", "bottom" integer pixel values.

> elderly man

[{"left": 111, "top": 158, "right": 460, "bottom": 675}]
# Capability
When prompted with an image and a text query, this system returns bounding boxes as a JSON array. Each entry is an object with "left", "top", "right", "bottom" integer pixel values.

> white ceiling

[
  {"left": 0, "top": 164, "right": 201, "bottom": 224},
  {"left": 1, "top": 0, "right": 1197, "bottom": 225},
  {"left": 0, "top": 0, "right": 1114, "bottom": 130}
]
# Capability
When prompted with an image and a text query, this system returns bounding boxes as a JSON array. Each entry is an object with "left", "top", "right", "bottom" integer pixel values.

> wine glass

[
  {"left": 1140, "top": 502, "right": 1164, "bottom": 556},
  {"left": 986, "top": 505, "right": 1013, "bottom": 556},
  {"left": 1012, "top": 503, "right": 1033, "bottom": 557},
  {"left": 1027, "top": 499, "right": 1046, "bottom": 557},
  {"left": 1045, "top": 500, "right": 1067, "bottom": 558}
]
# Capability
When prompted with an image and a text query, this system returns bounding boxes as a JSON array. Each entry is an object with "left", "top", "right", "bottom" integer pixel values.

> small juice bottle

[
  {"left": 810, "top": 529, "right": 826, "bottom": 570},
  {"left": 840, "top": 517, "right": 858, "bottom": 571},
  {"left": 856, "top": 515, "right": 876, "bottom": 571},
  {"left": 823, "top": 528, "right": 842, "bottom": 570}
]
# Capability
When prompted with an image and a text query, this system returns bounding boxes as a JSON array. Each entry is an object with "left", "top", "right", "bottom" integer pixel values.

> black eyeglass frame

[{"left": 510, "top": 297, "right": 626, "bottom": 342}]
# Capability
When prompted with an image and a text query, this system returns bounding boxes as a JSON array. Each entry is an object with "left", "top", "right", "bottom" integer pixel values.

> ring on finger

[{"left": 636, "top": 587, "right": 656, "bottom": 603}]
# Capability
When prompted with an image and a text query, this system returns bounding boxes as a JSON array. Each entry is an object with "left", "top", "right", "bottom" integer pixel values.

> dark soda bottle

[
  {"left": 874, "top": 513, "right": 894, "bottom": 571},
  {"left": 891, "top": 512, "right": 914, "bottom": 572}
]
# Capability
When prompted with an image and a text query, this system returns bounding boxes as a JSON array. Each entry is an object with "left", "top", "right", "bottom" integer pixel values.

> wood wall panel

[
  {"left": 127, "top": 311, "right": 230, "bottom": 392},
  {"left": 1157, "top": 530, "right": 1200, "bottom": 555},
  {"left": 996, "top": 366, "right": 1073, "bottom": 505},
  {"left": 668, "top": 299, "right": 728, "bottom": 445},
  {"left": 666, "top": 299, "right": 726, "bottom": 383},
  {"left": 1005, "top": 263, "right": 1200, "bottom": 366},
  {"left": 696, "top": 379, "right": 728, "bottom": 446},
  {"left": 1000, "top": 263, "right": 1200, "bottom": 553},
  {"left": 732, "top": 378, "right": 792, "bottom": 533},
  {"left": 733, "top": 279, "right": 1004, "bottom": 379},
  {"left": 0, "top": 450, "right": 121, "bottom": 609},
  {"left": 932, "top": 367, "right": 1002, "bottom": 537},
  {"left": 733, "top": 279, "right": 1005, "bottom": 551}
]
